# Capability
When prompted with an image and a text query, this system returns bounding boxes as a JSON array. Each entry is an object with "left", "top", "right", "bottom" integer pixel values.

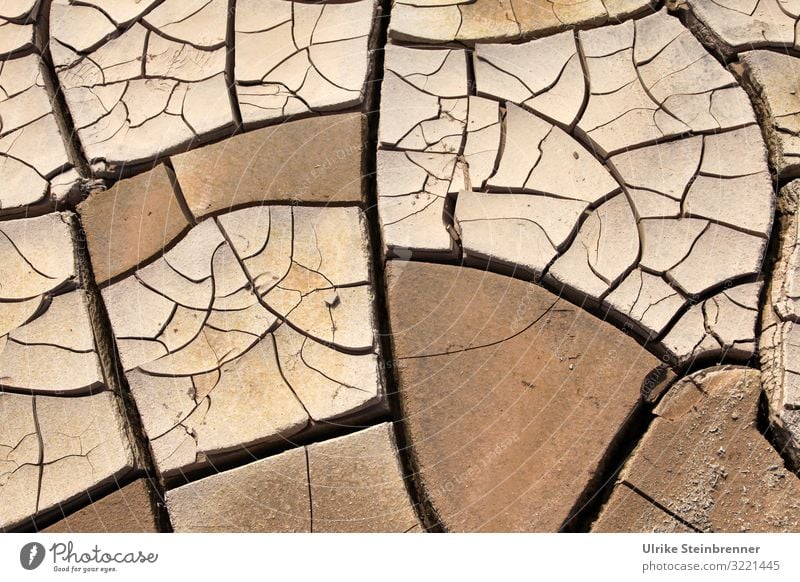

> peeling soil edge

[
  {"left": 35, "top": 0, "right": 92, "bottom": 178},
  {"left": 363, "top": 0, "right": 447, "bottom": 532},
  {"left": 69, "top": 212, "right": 174, "bottom": 533},
  {"left": 731, "top": 49, "right": 800, "bottom": 473},
  {"left": 758, "top": 391, "right": 800, "bottom": 476}
]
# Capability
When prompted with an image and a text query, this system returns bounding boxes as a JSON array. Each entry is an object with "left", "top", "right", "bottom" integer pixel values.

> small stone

[{"left": 740, "top": 51, "right": 800, "bottom": 178}]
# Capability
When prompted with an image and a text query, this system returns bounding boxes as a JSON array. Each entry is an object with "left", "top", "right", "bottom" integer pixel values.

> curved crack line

[
  {"left": 133, "top": 268, "right": 213, "bottom": 308},
  {"left": 5, "top": 337, "right": 95, "bottom": 354},
  {"left": 398, "top": 295, "right": 559, "bottom": 360},
  {"left": 382, "top": 193, "right": 442, "bottom": 227},
  {"left": 270, "top": 330, "right": 313, "bottom": 420},
  {"left": 459, "top": 215, "right": 563, "bottom": 253},
  {"left": 299, "top": 337, "right": 372, "bottom": 396},
  {"left": 31, "top": 395, "right": 43, "bottom": 513},
  {"left": 0, "top": 229, "right": 62, "bottom": 282}
]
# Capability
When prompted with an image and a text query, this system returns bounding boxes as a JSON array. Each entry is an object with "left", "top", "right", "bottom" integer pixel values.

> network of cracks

[{"left": 1, "top": 0, "right": 800, "bottom": 533}]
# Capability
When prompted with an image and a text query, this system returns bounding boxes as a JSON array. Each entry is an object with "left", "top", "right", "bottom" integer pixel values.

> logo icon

[{"left": 20, "top": 542, "right": 45, "bottom": 570}]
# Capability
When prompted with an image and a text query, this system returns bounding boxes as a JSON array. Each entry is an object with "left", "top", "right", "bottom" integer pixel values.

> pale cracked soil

[{"left": 1, "top": 0, "right": 799, "bottom": 533}]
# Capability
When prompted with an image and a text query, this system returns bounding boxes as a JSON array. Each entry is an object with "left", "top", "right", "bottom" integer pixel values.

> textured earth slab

[
  {"left": 678, "top": 0, "right": 800, "bottom": 58},
  {"left": 377, "top": 45, "right": 468, "bottom": 257},
  {"left": 0, "top": 212, "right": 104, "bottom": 394},
  {"left": 0, "top": 2, "right": 36, "bottom": 56},
  {"left": 50, "top": 0, "right": 235, "bottom": 167},
  {"left": 0, "top": 390, "right": 136, "bottom": 531},
  {"left": 594, "top": 367, "right": 800, "bottom": 532},
  {"left": 78, "top": 163, "right": 190, "bottom": 285},
  {"left": 389, "top": 0, "right": 656, "bottom": 43},
  {"left": 379, "top": 45, "right": 468, "bottom": 154},
  {"left": 386, "top": 261, "right": 669, "bottom": 532},
  {"left": 234, "top": 0, "right": 378, "bottom": 127},
  {"left": 0, "top": 41, "right": 79, "bottom": 214},
  {"left": 171, "top": 114, "right": 365, "bottom": 220},
  {"left": 376, "top": 149, "right": 464, "bottom": 259},
  {"left": 657, "top": 280, "right": 763, "bottom": 366},
  {"left": 378, "top": 12, "right": 770, "bottom": 366},
  {"left": 307, "top": 422, "right": 420, "bottom": 532},
  {"left": 761, "top": 180, "right": 800, "bottom": 466},
  {"left": 167, "top": 444, "right": 311, "bottom": 532},
  {"left": 740, "top": 51, "right": 800, "bottom": 178},
  {"left": 48, "top": 0, "right": 377, "bottom": 169},
  {"left": 761, "top": 317, "right": 800, "bottom": 466},
  {"left": 591, "top": 484, "right": 694, "bottom": 533},
  {"left": 101, "top": 206, "right": 384, "bottom": 477},
  {"left": 44, "top": 478, "right": 159, "bottom": 533},
  {"left": 167, "top": 423, "right": 420, "bottom": 532},
  {"left": 575, "top": 11, "right": 755, "bottom": 156}
]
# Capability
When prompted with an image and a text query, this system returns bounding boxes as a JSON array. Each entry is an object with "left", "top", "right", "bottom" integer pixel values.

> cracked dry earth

[{"left": 2, "top": 0, "right": 800, "bottom": 535}]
